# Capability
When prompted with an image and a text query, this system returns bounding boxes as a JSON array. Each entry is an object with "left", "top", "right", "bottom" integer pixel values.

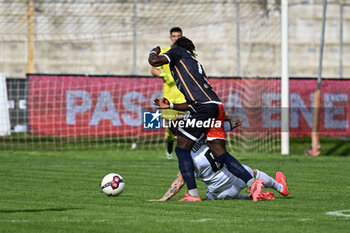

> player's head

[
  {"left": 172, "top": 36, "right": 196, "bottom": 57},
  {"left": 169, "top": 27, "right": 182, "bottom": 44}
]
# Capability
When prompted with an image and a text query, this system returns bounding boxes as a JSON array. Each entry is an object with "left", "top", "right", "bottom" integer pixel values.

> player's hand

[
  {"left": 231, "top": 116, "right": 242, "bottom": 129},
  {"left": 154, "top": 98, "right": 170, "bottom": 109},
  {"left": 151, "top": 46, "right": 161, "bottom": 55},
  {"left": 225, "top": 114, "right": 242, "bottom": 130}
]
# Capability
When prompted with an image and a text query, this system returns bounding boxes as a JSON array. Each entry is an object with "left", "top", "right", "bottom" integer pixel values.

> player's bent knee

[
  {"left": 252, "top": 168, "right": 257, "bottom": 178},
  {"left": 207, "top": 140, "right": 227, "bottom": 157},
  {"left": 176, "top": 136, "right": 195, "bottom": 150},
  {"left": 165, "top": 128, "right": 175, "bottom": 141}
]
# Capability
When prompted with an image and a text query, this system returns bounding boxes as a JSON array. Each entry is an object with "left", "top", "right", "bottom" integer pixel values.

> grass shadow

[
  {"left": 290, "top": 137, "right": 350, "bottom": 156},
  {"left": 322, "top": 139, "right": 350, "bottom": 156},
  {"left": 0, "top": 207, "right": 81, "bottom": 214}
]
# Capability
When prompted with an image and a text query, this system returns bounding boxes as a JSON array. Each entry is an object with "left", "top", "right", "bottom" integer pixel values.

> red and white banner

[
  {"left": 29, "top": 75, "right": 350, "bottom": 137},
  {"left": 210, "top": 78, "right": 350, "bottom": 137},
  {"left": 29, "top": 75, "right": 163, "bottom": 136}
]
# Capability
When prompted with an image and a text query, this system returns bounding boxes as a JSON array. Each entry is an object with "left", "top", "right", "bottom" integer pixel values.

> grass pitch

[{"left": 0, "top": 146, "right": 349, "bottom": 233}]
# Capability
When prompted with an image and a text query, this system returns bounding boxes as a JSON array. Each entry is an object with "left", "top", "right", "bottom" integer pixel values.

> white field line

[
  {"left": 326, "top": 209, "right": 350, "bottom": 218},
  {"left": 190, "top": 218, "right": 213, "bottom": 223}
]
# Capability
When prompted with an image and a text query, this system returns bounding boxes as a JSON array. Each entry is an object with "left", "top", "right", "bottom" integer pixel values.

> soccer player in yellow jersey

[{"left": 150, "top": 27, "right": 186, "bottom": 160}]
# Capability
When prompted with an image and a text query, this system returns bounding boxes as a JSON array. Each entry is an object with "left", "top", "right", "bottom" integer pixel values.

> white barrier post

[
  {"left": 281, "top": 0, "right": 289, "bottom": 155},
  {"left": 0, "top": 74, "right": 11, "bottom": 136}
]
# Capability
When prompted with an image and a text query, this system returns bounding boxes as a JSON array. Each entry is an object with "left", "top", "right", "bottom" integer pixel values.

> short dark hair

[
  {"left": 173, "top": 36, "right": 196, "bottom": 57},
  {"left": 170, "top": 27, "right": 182, "bottom": 35}
]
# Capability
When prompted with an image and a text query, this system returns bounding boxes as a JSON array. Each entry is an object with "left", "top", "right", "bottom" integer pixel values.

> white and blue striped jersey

[{"left": 190, "top": 136, "right": 253, "bottom": 200}]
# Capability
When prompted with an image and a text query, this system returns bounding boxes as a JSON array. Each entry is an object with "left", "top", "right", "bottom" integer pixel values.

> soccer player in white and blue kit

[{"left": 149, "top": 118, "right": 289, "bottom": 201}]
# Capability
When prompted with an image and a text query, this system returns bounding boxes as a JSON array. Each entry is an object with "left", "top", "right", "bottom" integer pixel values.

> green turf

[{"left": 0, "top": 149, "right": 349, "bottom": 233}]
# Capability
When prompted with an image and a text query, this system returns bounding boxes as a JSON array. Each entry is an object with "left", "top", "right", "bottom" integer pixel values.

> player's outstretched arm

[
  {"left": 148, "top": 46, "right": 169, "bottom": 67},
  {"left": 149, "top": 171, "right": 185, "bottom": 201}
]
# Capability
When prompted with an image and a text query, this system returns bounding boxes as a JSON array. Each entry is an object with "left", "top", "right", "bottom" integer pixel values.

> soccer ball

[{"left": 101, "top": 173, "right": 125, "bottom": 196}]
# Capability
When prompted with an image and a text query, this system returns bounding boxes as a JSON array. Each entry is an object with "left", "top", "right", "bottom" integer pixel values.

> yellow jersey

[{"left": 159, "top": 46, "right": 186, "bottom": 104}]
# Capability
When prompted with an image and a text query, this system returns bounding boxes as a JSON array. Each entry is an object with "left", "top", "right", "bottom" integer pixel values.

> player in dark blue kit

[{"left": 148, "top": 37, "right": 263, "bottom": 202}]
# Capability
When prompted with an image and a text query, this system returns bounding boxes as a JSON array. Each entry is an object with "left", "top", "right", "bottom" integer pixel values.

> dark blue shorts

[{"left": 177, "top": 103, "right": 222, "bottom": 141}]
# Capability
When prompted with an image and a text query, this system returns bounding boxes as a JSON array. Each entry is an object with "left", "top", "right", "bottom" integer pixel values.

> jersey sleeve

[{"left": 161, "top": 47, "right": 182, "bottom": 63}]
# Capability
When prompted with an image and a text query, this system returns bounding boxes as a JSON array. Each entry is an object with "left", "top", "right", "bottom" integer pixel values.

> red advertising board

[
  {"left": 29, "top": 75, "right": 163, "bottom": 137},
  {"left": 29, "top": 75, "right": 350, "bottom": 137}
]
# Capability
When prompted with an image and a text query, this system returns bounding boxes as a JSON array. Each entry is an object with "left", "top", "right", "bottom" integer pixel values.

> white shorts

[{"left": 206, "top": 165, "right": 254, "bottom": 200}]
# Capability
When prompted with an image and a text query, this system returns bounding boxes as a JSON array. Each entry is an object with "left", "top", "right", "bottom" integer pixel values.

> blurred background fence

[
  {"left": 1, "top": 0, "right": 350, "bottom": 152},
  {"left": 1, "top": 0, "right": 349, "bottom": 79}
]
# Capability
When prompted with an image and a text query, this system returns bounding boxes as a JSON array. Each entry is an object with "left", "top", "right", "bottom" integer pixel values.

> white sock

[
  {"left": 247, "top": 178, "right": 256, "bottom": 187},
  {"left": 188, "top": 188, "right": 199, "bottom": 197},
  {"left": 256, "top": 170, "right": 283, "bottom": 193}
]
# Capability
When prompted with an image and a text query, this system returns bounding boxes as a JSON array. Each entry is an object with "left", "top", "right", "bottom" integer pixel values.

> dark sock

[
  {"left": 175, "top": 147, "right": 197, "bottom": 190},
  {"left": 216, "top": 152, "right": 253, "bottom": 184},
  {"left": 167, "top": 141, "right": 174, "bottom": 154}
]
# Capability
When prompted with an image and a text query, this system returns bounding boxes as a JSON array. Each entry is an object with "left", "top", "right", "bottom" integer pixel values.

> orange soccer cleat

[
  {"left": 275, "top": 171, "right": 289, "bottom": 196},
  {"left": 304, "top": 149, "right": 320, "bottom": 157},
  {"left": 261, "top": 192, "right": 275, "bottom": 200},
  {"left": 250, "top": 179, "right": 264, "bottom": 202},
  {"left": 178, "top": 191, "right": 202, "bottom": 202}
]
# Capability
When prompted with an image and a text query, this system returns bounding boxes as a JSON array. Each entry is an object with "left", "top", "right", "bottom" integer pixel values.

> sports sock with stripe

[
  {"left": 175, "top": 147, "right": 198, "bottom": 195},
  {"left": 216, "top": 152, "right": 254, "bottom": 185},
  {"left": 256, "top": 170, "right": 283, "bottom": 193}
]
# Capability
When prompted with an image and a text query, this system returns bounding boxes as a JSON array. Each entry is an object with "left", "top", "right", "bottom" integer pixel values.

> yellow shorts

[
  {"left": 165, "top": 128, "right": 175, "bottom": 142},
  {"left": 161, "top": 109, "right": 183, "bottom": 121},
  {"left": 162, "top": 109, "right": 184, "bottom": 142}
]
